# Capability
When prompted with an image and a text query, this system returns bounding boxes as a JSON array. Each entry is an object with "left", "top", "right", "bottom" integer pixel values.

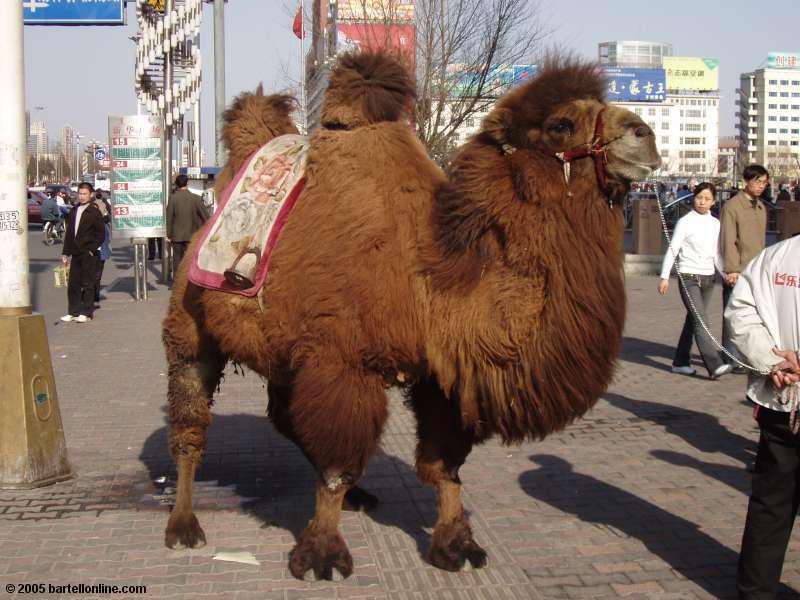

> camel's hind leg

[
  {"left": 164, "top": 344, "right": 226, "bottom": 550},
  {"left": 283, "top": 354, "right": 388, "bottom": 580},
  {"left": 407, "top": 378, "right": 487, "bottom": 571}
]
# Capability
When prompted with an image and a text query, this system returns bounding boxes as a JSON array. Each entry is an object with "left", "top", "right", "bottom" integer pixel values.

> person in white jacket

[
  {"left": 725, "top": 234, "right": 800, "bottom": 599},
  {"left": 658, "top": 182, "right": 733, "bottom": 379}
]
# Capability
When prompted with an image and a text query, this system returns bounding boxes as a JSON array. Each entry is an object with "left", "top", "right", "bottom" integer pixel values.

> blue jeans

[{"left": 672, "top": 273, "right": 725, "bottom": 376}]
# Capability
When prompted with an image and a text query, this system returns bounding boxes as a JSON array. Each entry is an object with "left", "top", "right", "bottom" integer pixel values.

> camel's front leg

[
  {"left": 290, "top": 479, "right": 354, "bottom": 580},
  {"left": 408, "top": 378, "right": 487, "bottom": 571}
]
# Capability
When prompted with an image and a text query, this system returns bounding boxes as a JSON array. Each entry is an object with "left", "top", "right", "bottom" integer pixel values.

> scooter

[{"left": 43, "top": 220, "right": 65, "bottom": 246}]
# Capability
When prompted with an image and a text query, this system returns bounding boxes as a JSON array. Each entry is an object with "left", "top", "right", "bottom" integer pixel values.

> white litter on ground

[{"left": 212, "top": 551, "right": 260, "bottom": 566}]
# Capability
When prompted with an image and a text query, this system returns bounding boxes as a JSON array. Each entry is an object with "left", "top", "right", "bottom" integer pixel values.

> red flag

[{"left": 292, "top": 8, "right": 303, "bottom": 39}]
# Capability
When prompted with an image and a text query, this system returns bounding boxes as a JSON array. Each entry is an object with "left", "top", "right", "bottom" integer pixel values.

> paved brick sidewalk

[{"left": 1, "top": 275, "right": 798, "bottom": 599}]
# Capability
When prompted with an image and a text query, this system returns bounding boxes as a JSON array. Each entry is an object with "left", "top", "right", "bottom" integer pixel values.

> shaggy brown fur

[{"left": 162, "top": 51, "right": 660, "bottom": 579}]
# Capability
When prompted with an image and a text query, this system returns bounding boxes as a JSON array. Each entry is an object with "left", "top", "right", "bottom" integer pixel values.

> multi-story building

[
  {"left": 29, "top": 120, "right": 47, "bottom": 156},
  {"left": 718, "top": 136, "right": 739, "bottom": 183},
  {"left": 737, "top": 54, "right": 800, "bottom": 180},
  {"left": 600, "top": 42, "right": 721, "bottom": 178},
  {"left": 628, "top": 93, "right": 721, "bottom": 177},
  {"left": 60, "top": 126, "right": 76, "bottom": 173},
  {"left": 599, "top": 41, "right": 673, "bottom": 69}
]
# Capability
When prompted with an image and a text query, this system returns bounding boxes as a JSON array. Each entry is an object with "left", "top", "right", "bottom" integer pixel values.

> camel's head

[
  {"left": 320, "top": 51, "right": 415, "bottom": 130},
  {"left": 221, "top": 86, "right": 299, "bottom": 155},
  {"left": 482, "top": 58, "right": 661, "bottom": 197}
]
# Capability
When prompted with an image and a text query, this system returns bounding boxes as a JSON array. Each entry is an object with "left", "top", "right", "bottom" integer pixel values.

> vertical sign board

[
  {"left": 108, "top": 116, "right": 165, "bottom": 239},
  {"left": 23, "top": 0, "right": 126, "bottom": 25}
]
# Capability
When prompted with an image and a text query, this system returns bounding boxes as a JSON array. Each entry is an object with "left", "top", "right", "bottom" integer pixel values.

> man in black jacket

[{"left": 60, "top": 182, "right": 105, "bottom": 323}]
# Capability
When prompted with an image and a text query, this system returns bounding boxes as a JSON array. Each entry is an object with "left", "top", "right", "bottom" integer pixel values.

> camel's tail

[{"left": 320, "top": 51, "right": 415, "bottom": 129}]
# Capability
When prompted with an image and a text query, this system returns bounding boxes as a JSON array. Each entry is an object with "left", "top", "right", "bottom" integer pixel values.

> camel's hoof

[
  {"left": 428, "top": 518, "right": 488, "bottom": 572},
  {"left": 165, "top": 512, "right": 207, "bottom": 550},
  {"left": 289, "top": 528, "right": 353, "bottom": 581},
  {"left": 342, "top": 486, "right": 379, "bottom": 512}
]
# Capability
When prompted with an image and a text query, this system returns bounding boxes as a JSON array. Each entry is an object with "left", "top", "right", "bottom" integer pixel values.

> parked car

[{"left": 27, "top": 190, "right": 47, "bottom": 225}]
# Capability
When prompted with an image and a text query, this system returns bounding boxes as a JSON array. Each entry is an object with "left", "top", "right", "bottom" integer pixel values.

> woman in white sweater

[{"left": 657, "top": 182, "right": 733, "bottom": 379}]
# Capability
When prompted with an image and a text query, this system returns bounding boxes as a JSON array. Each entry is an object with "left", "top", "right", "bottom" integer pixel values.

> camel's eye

[{"left": 545, "top": 118, "right": 574, "bottom": 137}]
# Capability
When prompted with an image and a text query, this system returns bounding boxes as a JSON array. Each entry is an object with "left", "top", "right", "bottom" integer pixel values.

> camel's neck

[{"left": 423, "top": 147, "right": 626, "bottom": 443}]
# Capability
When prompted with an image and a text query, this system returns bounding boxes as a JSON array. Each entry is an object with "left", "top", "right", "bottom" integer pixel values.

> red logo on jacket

[{"left": 774, "top": 273, "right": 798, "bottom": 287}]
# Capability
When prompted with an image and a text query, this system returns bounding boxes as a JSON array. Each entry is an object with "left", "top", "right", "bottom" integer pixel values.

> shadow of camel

[
  {"left": 519, "top": 455, "right": 738, "bottom": 598},
  {"left": 138, "top": 407, "right": 436, "bottom": 559},
  {"left": 518, "top": 454, "right": 798, "bottom": 599},
  {"left": 603, "top": 393, "right": 756, "bottom": 465}
]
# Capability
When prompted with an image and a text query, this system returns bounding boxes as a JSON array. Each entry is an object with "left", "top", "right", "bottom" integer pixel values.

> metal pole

[
  {"left": 0, "top": 0, "right": 30, "bottom": 312},
  {"left": 194, "top": 100, "right": 201, "bottom": 166},
  {"left": 133, "top": 242, "right": 141, "bottom": 300},
  {"left": 161, "top": 0, "right": 174, "bottom": 283},
  {"left": 214, "top": 0, "right": 225, "bottom": 166}
]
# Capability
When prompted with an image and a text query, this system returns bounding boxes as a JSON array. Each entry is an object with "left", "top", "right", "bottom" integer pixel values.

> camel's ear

[
  {"left": 481, "top": 108, "right": 514, "bottom": 147},
  {"left": 256, "top": 83, "right": 264, "bottom": 96}
]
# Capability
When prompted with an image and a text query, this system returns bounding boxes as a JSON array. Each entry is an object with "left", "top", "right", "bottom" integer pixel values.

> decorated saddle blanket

[{"left": 188, "top": 134, "right": 308, "bottom": 296}]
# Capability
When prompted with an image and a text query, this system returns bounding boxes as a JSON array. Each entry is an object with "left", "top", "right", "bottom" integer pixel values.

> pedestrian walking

[
  {"left": 166, "top": 174, "right": 208, "bottom": 272},
  {"left": 658, "top": 182, "right": 732, "bottom": 379},
  {"left": 720, "top": 164, "right": 770, "bottom": 371},
  {"left": 726, "top": 234, "right": 800, "bottom": 599},
  {"left": 60, "top": 182, "right": 105, "bottom": 323},
  {"left": 93, "top": 190, "right": 112, "bottom": 304}
]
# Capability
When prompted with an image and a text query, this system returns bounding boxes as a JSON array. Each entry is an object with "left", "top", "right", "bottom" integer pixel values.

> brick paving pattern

[{"left": 1, "top": 273, "right": 799, "bottom": 599}]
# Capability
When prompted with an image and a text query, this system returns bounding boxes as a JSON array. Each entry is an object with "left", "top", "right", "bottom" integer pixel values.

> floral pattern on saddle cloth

[{"left": 188, "top": 134, "right": 308, "bottom": 296}]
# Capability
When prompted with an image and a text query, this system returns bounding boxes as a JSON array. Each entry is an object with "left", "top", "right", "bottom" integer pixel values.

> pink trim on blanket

[{"left": 187, "top": 144, "right": 306, "bottom": 296}]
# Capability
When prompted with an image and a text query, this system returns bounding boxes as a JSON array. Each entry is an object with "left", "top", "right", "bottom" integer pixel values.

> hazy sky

[{"left": 23, "top": 0, "right": 800, "bottom": 162}]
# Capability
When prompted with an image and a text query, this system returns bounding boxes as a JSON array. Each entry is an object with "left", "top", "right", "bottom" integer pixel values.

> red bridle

[
  {"left": 499, "top": 108, "right": 624, "bottom": 206},
  {"left": 554, "top": 109, "right": 613, "bottom": 199}
]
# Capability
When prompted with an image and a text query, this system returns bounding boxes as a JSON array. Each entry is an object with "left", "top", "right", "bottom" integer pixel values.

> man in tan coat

[
  {"left": 719, "top": 164, "right": 770, "bottom": 370},
  {"left": 166, "top": 174, "right": 209, "bottom": 272}
]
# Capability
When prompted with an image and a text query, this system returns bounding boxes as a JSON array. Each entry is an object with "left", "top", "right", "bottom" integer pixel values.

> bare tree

[
  {"left": 767, "top": 146, "right": 800, "bottom": 185},
  {"left": 414, "top": 0, "right": 548, "bottom": 164},
  {"left": 316, "top": 0, "right": 548, "bottom": 164}
]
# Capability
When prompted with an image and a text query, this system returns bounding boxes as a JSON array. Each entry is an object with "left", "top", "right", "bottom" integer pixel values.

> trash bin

[{"left": 632, "top": 199, "right": 665, "bottom": 255}]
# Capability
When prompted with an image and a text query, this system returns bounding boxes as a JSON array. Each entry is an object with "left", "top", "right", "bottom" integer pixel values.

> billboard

[
  {"left": 603, "top": 68, "right": 666, "bottom": 102},
  {"left": 448, "top": 64, "right": 538, "bottom": 98},
  {"left": 767, "top": 52, "right": 800, "bottom": 69},
  {"left": 108, "top": 116, "right": 165, "bottom": 239},
  {"left": 337, "top": 23, "right": 416, "bottom": 69},
  {"left": 337, "top": 0, "right": 415, "bottom": 22},
  {"left": 663, "top": 56, "right": 719, "bottom": 91},
  {"left": 23, "top": 0, "right": 126, "bottom": 25}
]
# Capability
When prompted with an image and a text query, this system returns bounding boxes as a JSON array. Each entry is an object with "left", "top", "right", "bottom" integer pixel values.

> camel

[{"left": 162, "top": 51, "right": 661, "bottom": 580}]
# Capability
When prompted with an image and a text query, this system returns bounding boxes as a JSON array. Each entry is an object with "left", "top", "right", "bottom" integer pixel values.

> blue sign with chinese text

[
  {"left": 603, "top": 68, "right": 666, "bottom": 102},
  {"left": 23, "top": 0, "right": 125, "bottom": 25}
]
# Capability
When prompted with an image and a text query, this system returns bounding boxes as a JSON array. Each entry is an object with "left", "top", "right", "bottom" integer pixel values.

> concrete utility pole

[
  {"left": 214, "top": 0, "right": 225, "bottom": 166},
  {"left": 0, "top": 0, "right": 71, "bottom": 489}
]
